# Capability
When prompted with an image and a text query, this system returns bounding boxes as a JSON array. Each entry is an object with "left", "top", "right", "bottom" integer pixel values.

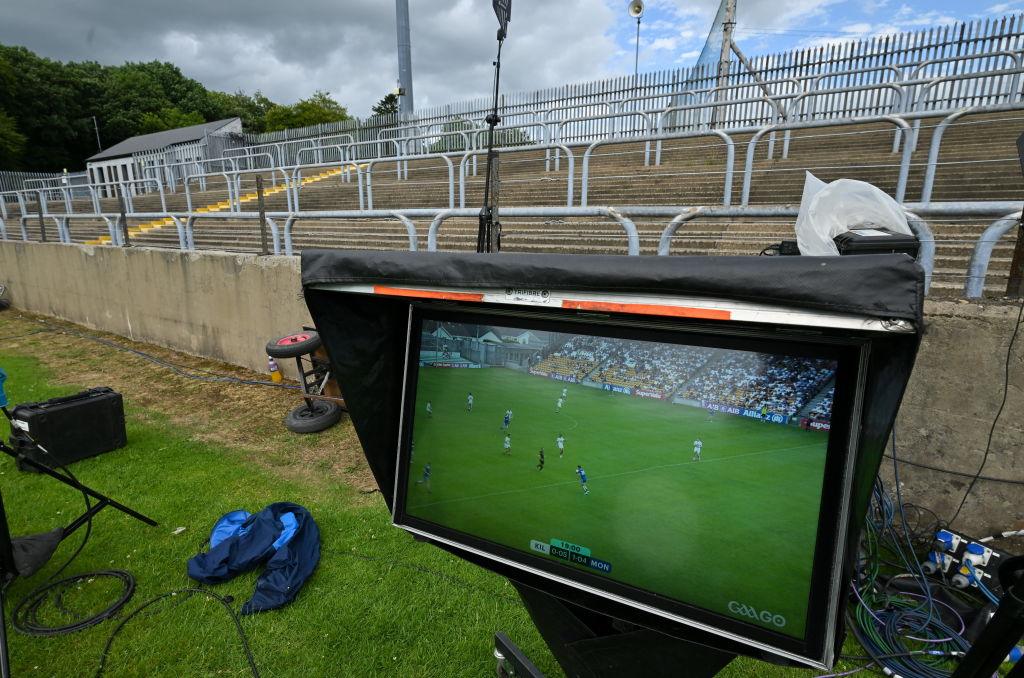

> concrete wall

[
  {"left": 0, "top": 242, "right": 312, "bottom": 376},
  {"left": 884, "top": 300, "right": 1023, "bottom": 535},
  {"left": 0, "top": 241, "right": 1020, "bottom": 533}
]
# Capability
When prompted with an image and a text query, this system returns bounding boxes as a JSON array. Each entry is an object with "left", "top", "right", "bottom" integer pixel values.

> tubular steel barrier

[
  {"left": 652, "top": 204, "right": 936, "bottom": 291},
  {"left": 459, "top": 144, "right": 575, "bottom": 208},
  {"left": 582, "top": 130, "right": 736, "bottom": 207},
  {"left": 741, "top": 116, "right": 914, "bottom": 205},
  {"left": 291, "top": 161, "right": 363, "bottom": 211},
  {"left": 14, "top": 201, "right": 1024, "bottom": 295},
  {"left": 281, "top": 209, "right": 422, "bottom": 256},
  {"left": 425, "top": 206, "right": 640, "bottom": 255},
  {"left": 184, "top": 172, "right": 236, "bottom": 212},
  {"left": 365, "top": 153, "right": 455, "bottom": 210},
  {"left": 964, "top": 210, "right": 1022, "bottom": 298}
]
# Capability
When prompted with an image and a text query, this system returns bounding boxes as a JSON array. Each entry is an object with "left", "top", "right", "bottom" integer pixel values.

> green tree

[
  {"left": 208, "top": 90, "right": 275, "bottom": 134},
  {"left": 371, "top": 93, "right": 399, "bottom": 116},
  {"left": 0, "top": 43, "right": 357, "bottom": 170},
  {"left": 138, "top": 107, "right": 205, "bottom": 134},
  {"left": 264, "top": 90, "right": 349, "bottom": 132},
  {"left": 0, "top": 110, "right": 26, "bottom": 166}
]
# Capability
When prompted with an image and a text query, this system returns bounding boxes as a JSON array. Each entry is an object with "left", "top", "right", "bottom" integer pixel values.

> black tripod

[
  {"left": 477, "top": 1, "right": 511, "bottom": 254},
  {"left": 950, "top": 555, "right": 1024, "bottom": 678},
  {"left": 0, "top": 405, "right": 157, "bottom": 677},
  {"left": 0, "top": 408, "right": 156, "bottom": 533}
]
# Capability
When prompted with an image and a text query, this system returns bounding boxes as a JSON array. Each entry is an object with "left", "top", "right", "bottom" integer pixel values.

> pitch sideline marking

[{"left": 407, "top": 441, "right": 823, "bottom": 510}]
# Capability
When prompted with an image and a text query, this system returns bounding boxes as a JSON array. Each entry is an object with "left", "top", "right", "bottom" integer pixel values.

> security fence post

[{"left": 256, "top": 175, "right": 269, "bottom": 256}]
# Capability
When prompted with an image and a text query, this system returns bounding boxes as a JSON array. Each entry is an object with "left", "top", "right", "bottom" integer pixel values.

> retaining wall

[{"left": 0, "top": 241, "right": 1020, "bottom": 533}]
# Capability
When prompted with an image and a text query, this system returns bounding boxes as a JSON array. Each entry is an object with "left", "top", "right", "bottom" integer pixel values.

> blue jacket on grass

[{"left": 187, "top": 502, "right": 320, "bottom": 614}]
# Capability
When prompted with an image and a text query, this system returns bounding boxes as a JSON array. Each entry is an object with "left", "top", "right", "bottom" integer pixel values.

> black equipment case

[
  {"left": 8, "top": 387, "right": 126, "bottom": 471},
  {"left": 833, "top": 227, "right": 920, "bottom": 257}
]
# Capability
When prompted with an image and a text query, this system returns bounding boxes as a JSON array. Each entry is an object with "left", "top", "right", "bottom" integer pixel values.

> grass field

[
  {"left": 408, "top": 366, "right": 831, "bottom": 639},
  {"left": 0, "top": 312, "right": 872, "bottom": 677}
]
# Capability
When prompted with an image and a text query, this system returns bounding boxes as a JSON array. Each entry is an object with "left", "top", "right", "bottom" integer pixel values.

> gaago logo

[{"left": 727, "top": 601, "right": 787, "bottom": 628}]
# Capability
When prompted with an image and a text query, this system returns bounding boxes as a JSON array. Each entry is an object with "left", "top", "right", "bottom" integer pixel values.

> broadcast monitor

[{"left": 392, "top": 304, "right": 866, "bottom": 668}]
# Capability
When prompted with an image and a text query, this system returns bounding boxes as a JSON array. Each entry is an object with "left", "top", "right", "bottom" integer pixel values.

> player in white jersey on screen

[
  {"left": 556, "top": 433, "right": 566, "bottom": 458},
  {"left": 503, "top": 434, "right": 512, "bottom": 455},
  {"left": 556, "top": 397, "right": 564, "bottom": 413},
  {"left": 692, "top": 438, "right": 703, "bottom": 461},
  {"left": 466, "top": 392, "right": 474, "bottom": 413}
]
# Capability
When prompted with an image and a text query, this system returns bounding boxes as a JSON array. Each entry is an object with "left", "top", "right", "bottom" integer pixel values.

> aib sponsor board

[{"left": 702, "top": 401, "right": 790, "bottom": 425}]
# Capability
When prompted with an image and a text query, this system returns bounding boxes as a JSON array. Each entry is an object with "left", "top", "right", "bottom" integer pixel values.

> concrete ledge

[
  {"left": 0, "top": 241, "right": 1019, "bottom": 532},
  {"left": 0, "top": 242, "right": 311, "bottom": 375}
]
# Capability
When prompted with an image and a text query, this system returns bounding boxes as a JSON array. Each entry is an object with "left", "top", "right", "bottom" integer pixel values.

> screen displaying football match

[{"left": 402, "top": 317, "right": 840, "bottom": 640}]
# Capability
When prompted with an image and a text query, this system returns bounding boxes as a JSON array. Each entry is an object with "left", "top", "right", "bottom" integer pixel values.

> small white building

[{"left": 86, "top": 118, "right": 241, "bottom": 196}]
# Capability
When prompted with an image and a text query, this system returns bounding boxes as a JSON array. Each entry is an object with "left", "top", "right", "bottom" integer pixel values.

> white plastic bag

[{"left": 793, "top": 172, "right": 911, "bottom": 256}]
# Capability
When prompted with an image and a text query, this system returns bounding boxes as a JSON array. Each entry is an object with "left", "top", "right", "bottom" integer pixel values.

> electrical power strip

[{"left": 921, "top": 528, "right": 1009, "bottom": 597}]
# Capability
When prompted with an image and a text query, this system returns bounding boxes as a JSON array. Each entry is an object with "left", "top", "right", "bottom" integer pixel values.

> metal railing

[
  {"left": 9, "top": 200, "right": 1022, "bottom": 299},
  {"left": 458, "top": 144, "right": 575, "bottom": 208}
]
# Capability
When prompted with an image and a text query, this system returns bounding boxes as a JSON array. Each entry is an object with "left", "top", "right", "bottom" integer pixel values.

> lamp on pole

[{"left": 628, "top": 0, "right": 645, "bottom": 79}]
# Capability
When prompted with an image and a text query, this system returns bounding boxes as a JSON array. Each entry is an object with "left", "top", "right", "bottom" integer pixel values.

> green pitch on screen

[{"left": 405, "top": 366, "right": 830, "bottom": 639}]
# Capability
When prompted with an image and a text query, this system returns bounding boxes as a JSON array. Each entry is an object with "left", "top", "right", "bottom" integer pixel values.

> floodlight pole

[
  {"left": 477, "top": 31, "right": 506, "bottom": 253},
  {"left": 395, "top": 0, "right": 415, "bottom": 119},
  {"left": 634, "top": 16, "right": 641, "bottom": 79},
  {"left": 710, "top": 0, "right": 737, "bottom": 128}
]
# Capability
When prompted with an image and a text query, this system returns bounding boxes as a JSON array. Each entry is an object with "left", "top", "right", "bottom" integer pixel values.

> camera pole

[{"left": 477, "top": 1, "right": 511, "bottom": 254}]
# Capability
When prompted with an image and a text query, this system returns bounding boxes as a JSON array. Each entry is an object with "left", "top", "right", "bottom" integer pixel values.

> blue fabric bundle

[{"left": 187, "top": 502, "right": 320, "bottom": 614}]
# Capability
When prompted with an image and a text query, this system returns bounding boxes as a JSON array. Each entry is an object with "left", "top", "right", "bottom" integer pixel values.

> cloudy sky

[{"left": 0, "top": 0, "right": 1012, "bottom": 116}]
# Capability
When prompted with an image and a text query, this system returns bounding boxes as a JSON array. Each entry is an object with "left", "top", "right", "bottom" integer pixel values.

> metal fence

[
  {"left": 231, "top": 14, "right": 1024, "bottom": 154},
  {"left": 0, "top": 170, "right": 65, "bottom": 195}
]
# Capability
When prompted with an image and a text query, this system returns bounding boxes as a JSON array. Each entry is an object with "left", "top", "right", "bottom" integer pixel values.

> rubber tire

[
  {"left": 285, "top": 400, "right": 342, "bottom": 434},
  {"left": 267, "top": 331, "right": 321, "bottom": 359}
]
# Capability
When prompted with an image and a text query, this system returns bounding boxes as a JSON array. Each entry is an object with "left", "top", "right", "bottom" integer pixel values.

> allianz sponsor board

[
  {"left": 422, "top": 361, "right": 481, "bottom": 368},
  {"left": 602, "top": 383, "right": 633, "bottom": 395},
  {"left": 702, "top": 401, "right": 790, "bottom": 425}
]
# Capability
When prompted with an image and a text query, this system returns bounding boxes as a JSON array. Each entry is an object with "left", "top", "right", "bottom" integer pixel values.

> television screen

[{"left": 393, "top": 305, "right": 864, "bottom": 666}]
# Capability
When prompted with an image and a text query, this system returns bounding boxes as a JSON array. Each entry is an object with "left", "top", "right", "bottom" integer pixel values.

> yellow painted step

[{"left": 83, "top": 164, "right": 359, "bottom": 245}]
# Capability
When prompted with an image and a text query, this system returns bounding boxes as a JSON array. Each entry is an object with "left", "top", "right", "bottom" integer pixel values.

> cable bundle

[{"left": 844, "top": 474, "right": 976, "bottom": 678}]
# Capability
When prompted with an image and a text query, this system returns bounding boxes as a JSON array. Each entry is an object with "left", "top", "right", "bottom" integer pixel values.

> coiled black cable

[{"left": 12, "top": 570, "right": 136, "bottom": 636}]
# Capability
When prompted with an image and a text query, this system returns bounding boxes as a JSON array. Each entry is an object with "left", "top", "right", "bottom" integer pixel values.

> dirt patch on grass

[{"left": 0, "top": 311, "right": 379, "bottom": 500}]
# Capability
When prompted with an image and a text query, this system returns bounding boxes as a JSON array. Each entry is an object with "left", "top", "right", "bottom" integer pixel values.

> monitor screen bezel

[{"left": 391, "top": 302, "right": 868, "bottom": 668}]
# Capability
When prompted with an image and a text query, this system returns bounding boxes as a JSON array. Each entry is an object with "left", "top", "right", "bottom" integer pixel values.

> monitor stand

[{"left": 501, "top": 583, "right": 736, "bottom": 677}]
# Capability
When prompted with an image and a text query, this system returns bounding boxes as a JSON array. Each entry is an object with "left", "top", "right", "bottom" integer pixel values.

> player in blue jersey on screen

[
  {"left": 416, "top": 462, "right": 432, "bottom": 493},
  {"left": 576, "top": 465, "right": 589, "bottom": 495},
  {"left": 502, "top": 408, "right": 512, "bottom": 431}
]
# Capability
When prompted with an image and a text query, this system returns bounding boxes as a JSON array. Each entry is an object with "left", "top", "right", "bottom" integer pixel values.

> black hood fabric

[
  {"left": 301, "top": 250, "right": 924, "bottom": 670},
  {"left": 302, "top": 250, "right": 924, "bottom": 324}
]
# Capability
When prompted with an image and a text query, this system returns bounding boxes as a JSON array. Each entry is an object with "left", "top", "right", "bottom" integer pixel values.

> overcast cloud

[{"left": 0, "top": 0, "right": 996, "bottom": 117}]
